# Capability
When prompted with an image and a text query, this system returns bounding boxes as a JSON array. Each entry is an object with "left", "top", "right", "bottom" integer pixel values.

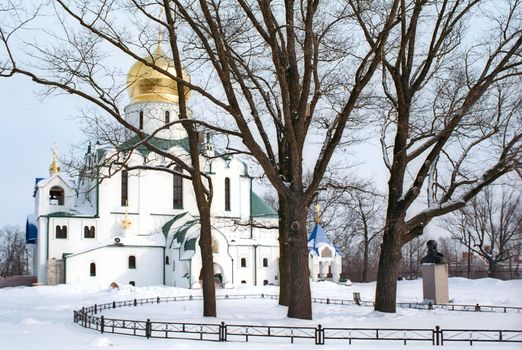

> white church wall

[
  {"left": 36, "top": 217, "right": 48, "bottom": 283},
  {"left": 124, "top": 102, "right": 186, "bottom": 140},
  {"left": 65, "top": 246, "right": 163, "bottom": 286}
]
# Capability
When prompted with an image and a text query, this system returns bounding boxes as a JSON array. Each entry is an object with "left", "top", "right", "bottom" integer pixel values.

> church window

[
  {"left": 84, "top": 226, "right": 95, "bottom": 239},
  {"left": 121, "top": 170, "right": 128, "bottom": 206},
  {"left": 165, "top": 256, "right": 170, "bottom": 265},
  {"left": 173, "top": 166, "right": 183, "bottom": 209},
  {"left": 128, "top": 255, "right": 136, "bottom": 269},
  {"left": 90, "top": 263, "right": 96, "bottom": 277},
  {"left": 139, "top": 111, "right": 144, "bottom": 129},
  {"left": 321, "top": 247, "right": 333, "bottom": 258},
  {"left": 49, "top": 186, "right": 64, "bottom": 205},
  {"left": 241, "top": 258, "right": 247, "bottom": 268},
  {"left": 55, "top": 225, "right": 67, "bottom": 239},
  {"left": 165, "top": 111, "right": 170, "bottom": 125},
  {"left": 263, "top": 258, "right": 268, "bottom": 268},
  {"left": 224, "top": 177, "right": 231, "bottom": 211},
  {"left": 212, "top": 238, "right": 219, "bottom": 254}
]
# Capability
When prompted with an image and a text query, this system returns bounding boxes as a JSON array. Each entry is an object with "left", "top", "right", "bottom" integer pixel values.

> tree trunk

[
  {"left": 374, "top": 224, "right": 403, "bottom": 313},
  {"left": 286, "top": 197, "right": 312, "bottom": 319},
  {"left": 488, "top": 260, "right": 497, "bottom": 279},
  {"left": 198, "top": 206, "right": 217, "bottom": 317},
  {"left": 278, "top": 193, "right": 290, "bottom": 306},
  {"left": 362, "top": 240, "right": 369, "bottom": 283}
]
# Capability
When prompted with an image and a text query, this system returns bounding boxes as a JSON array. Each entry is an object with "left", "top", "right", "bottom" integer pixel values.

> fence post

[
  {"left": 146, "top": 319, "right": 151, "bottom": 339},
  {"left": 113, "top": 301, "right": 116, "bottom": 309},
  {"left": 94, "top": 304, "right": 97, "bottom": 314},
  {"left": 100, "top": 316, "right": 104, "bottom": 334},
  {"left": 134, "top": 299, "right": 137, "bottom": 307},
  {"left": 434, "top": 326, "right": 441, "bottom": 346},
  {"left": 475, "top": 304, "right": 480, "bottom": 312},
  {"left": 219, "top": 321, "right": 227, "bottom": 342},
  {"left": 315, "top": 324, "right": 325, "bottom": 345},
  {"left": 189, "top": 295, "right": 193, "bottom": 300},
  {"left": 428, "top": 302, "right": 433, "bottom": 310},
  {"left": 326, "top": 298, "right": 330, "bottom": 305},
  {"left": 157, "top": 296, "right": 160, "bottom": 304}
]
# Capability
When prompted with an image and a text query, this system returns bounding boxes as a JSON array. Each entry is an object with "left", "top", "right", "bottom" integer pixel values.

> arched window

[
  {"left": 165, "top": 256, "right": 170, "bottom": 265},
  {"left": 241, "top": 258, "right": 247, "bottom": 268},
  {"left": 321, "top": 247, "right": 333, "bottom": 258},
  {"left": 263, "top": 258, "right": 268, "bottom": 268},
  {"left": 139, "top": 111, "right": 144, "bottom": 129},
  {"left": 84, "top": 226, "right": 95, "bottom": 239},
  {"left": 121, "top": 170, "right": 128, "bottom": 206},
  {"left": 90, "top": 263, "right": 96, "bottom": 276},
  {"left": 55, "top": 225, "right": 67, "bottom": 239},
  {"left": 128, "top": 255, "right": 136, "bottom": 269},
  {"left": 224, "top": 177, "right": 231, "bottom": 211},
  {"left": 165, "top": 111, "right": 170, "bottom": 125},
  {"left": 173, "top": 166, "right": 183, "bottom": 209},
  {"left": 212, "top": 238, "right": 219, "bottom": 254},
  {"left": 49, "top": 186, "right": 64, "bottom": 205}
]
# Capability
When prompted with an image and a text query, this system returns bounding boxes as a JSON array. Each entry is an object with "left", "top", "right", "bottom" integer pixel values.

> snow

[{"left": 0, "top": 278, "right": 521, "bottom": 350}]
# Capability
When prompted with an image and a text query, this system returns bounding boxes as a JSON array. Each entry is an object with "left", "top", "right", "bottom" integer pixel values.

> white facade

[{"left": 26, "top": 46, "right": 280, "bottom": 289}]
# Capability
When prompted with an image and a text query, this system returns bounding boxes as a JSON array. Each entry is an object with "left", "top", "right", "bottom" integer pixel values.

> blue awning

[
  {"left": 33, "top": 177, "right": 44, "bottom": 197},
  {"left": 26, "top": 215, "right": 38, "bottom": 244}
]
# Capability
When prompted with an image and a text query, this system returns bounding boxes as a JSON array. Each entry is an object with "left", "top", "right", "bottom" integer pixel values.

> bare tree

[
  {"left": 361, "top": 0, "right": 522, "bottom": 312},
  {"left": 0, "top": 226, "right": 28, "bottom": 278},
  {"left": 400, "top": 236, "right": 425, "bottom": 279},
  {"left": 314, "top": 182, "right": 384, "bottom": 282},
  {"left": 443, "top": 186, "right": 522, "bottom": 278},
  {"left": 0, "top": 1, "right": 241, "bottom": 317}
]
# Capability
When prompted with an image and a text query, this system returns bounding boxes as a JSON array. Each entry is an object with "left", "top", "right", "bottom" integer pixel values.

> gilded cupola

[{"left": 127, "top": 43, "right": 190, "bottom": 104}]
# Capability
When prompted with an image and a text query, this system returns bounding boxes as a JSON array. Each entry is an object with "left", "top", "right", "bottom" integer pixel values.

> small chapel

[{"left": 25, "top": 42, "right": 342, "bottom": 289}]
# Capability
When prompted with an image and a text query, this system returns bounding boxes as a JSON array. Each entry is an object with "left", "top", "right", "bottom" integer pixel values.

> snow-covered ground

[{"left": 1, "top": 278, "right": 521, "bottom": 349}]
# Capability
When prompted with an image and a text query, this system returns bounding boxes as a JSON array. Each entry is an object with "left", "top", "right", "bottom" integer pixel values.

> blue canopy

[
  {"left": 307, "top": 223, "right": 336, "bottom": 255},
  {"left": 26, "top": 215, "right": 38, "bottom": 244}
]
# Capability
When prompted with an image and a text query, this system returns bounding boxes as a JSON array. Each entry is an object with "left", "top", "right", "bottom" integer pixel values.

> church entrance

[
  {"left": 213, "top": 263, "right": 224, "bottom": 288},
  {"left": 199, "top": 263, "right": 225, "bottom": 288}
]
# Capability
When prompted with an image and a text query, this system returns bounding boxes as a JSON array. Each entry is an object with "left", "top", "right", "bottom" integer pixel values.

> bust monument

[{"left": 420, "top": 240, "right": 447, "bottom": 264}]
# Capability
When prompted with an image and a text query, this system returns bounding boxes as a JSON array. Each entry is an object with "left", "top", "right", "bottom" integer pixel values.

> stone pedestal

[{"left": 421, "top": 263, "right": 449, "bottom": 304}]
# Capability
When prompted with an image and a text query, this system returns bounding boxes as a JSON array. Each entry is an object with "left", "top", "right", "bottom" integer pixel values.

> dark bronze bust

[{"left": 420, "top": 240, "right": 446, "bottom": 264}]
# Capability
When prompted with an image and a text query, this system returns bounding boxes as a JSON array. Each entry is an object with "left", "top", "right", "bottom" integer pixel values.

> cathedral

[{"left": 25, "top": 43, "right": 342, "bottom": 288}]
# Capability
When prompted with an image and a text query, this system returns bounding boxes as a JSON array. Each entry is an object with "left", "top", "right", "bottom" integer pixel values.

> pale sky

[{"left": 0, "top": 75, "right": 85, "bottom": 227}]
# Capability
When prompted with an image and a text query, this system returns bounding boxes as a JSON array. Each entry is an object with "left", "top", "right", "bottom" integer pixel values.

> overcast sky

[
  {"left": 0, "top": 75, "right": 86, "bottom": 227},
  {"left": 0, "top": 70, "right": 389, "bottom": 231}
]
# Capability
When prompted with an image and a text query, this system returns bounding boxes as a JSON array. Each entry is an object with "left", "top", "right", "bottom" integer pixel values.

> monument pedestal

[{"left": 422, "top": 263, "right": 449, "bottom": 304}]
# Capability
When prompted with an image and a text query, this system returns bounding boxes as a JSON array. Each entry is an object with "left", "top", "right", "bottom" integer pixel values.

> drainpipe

[
  {"left": 250, "top": 178, "right": 253, "bottom": 239},
  {"left": 231, "top": 258, "right": 234, "bottom": 285},
  {"left": 162, "top": 247, "right": 166, "bottom": 285},
  {"left": 254, "top": 245, "right": 258, "bottom": 286}
]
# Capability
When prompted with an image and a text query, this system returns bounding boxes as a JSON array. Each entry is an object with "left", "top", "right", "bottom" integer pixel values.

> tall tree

[{"left": 362, "top": 0, "right": 522, "bottom": 312}]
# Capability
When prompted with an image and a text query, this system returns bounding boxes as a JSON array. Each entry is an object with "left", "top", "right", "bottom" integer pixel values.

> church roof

[
  {"left": 307, "top": 223, "right": 336, "bottom": 255},
  {"left": 119, "top": 134, "right": 190, "bottom": 157},
  {"left": 251, "top": 192, "right": 277, "bottom": 217}
]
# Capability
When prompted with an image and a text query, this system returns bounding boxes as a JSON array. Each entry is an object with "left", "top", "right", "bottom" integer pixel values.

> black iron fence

[{"left": 73, "top": 294, "right": 522, "bottom": 346}]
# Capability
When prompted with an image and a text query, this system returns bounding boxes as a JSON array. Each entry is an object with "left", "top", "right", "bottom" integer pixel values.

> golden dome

[{"left": 127, "top": 44, "right": 190, "bottom": 104}]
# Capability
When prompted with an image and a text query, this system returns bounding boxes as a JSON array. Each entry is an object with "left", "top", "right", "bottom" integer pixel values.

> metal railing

[{"left": 73, "top": 294, "right": 522, "bottom": 346}]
